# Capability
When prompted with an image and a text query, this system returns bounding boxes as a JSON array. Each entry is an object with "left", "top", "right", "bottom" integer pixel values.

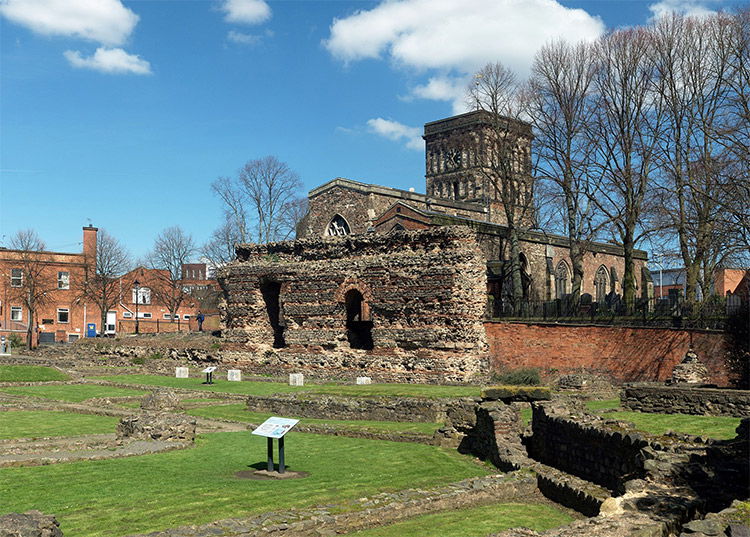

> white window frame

[
  {"left": 122, "top": 311, "right": 133, "bottom": 318},
  {"left": 10, "top": 268, "right": 22, "bottom": 288},
  {"left": 139, "top": 312, "right": 152, "bottom": 319},
  {"left": 183, "top": 314, "right": 191, "bottom": 320},
  {"left": 132, "top": 287, "right": 151, "bottom": 305},
  {"left": 162, "top": 313, "right": 172, "bottom": 320},
  {"left": 57, "top": 271, "right": 70, "bottom": 290},
  {"left": 57, "top": 308, "right": 70, "bottom": 323},
  {"left": 10, "top": 306, "right": 22, "bottom": 321}
]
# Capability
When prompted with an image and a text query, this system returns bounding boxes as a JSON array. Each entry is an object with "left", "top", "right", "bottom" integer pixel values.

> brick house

[
  {"left": 111, "top": 267, "right": 203, "bottom": 334},
  {"left": 0, "top": 226, "right": 97, "bottom": 345}
]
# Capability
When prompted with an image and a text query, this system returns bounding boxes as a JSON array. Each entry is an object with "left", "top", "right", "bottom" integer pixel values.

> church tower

[{"left": 423, "top": 110, "right": 534, "bottom": 226}]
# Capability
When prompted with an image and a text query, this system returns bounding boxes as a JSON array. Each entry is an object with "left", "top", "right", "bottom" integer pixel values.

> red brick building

[{"left": 0, "top": 227, "right": 97, "bottom": 345}]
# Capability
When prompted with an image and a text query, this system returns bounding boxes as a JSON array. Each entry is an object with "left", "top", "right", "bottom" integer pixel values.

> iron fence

[{"left": 488, "top": 295, "right": 743, "bottom": 330}]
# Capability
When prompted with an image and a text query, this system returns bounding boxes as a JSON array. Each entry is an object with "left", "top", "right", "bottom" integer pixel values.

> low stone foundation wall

[
  {"left": 527, "top": 403, "right": 650, "bottom": 492},
  {"left": 246, "top": 393, "right": 478, "bottom": 423},
  {"left": 621, "top": 384, "right": 750, "bottom": 417}
]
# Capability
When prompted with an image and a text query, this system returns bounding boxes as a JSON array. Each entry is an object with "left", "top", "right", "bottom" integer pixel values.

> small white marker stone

[
  {"left": 289, "top": 373, "right": 304, "bottom": 386},
  {"left": 175, "top": 367, "right": 189, "bottom": 379},
  {"left": 356, "top": 376, "right": 372, "bottom": 385},
  {"left": 227, "top": 369, "right": 242, "bottom": 382}
]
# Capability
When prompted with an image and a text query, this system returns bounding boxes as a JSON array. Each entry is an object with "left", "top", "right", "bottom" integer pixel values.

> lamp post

[{"left": 134, "top": 279, "right": 140, "bottom": 335}]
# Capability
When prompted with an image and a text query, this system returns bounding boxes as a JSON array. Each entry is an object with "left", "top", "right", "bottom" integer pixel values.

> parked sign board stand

[
  {"left": 251, "top": 417, "right": 299, "bottom": 473},
  {"left": 202, "top": 366, "right": 217, "bottom": 384}
]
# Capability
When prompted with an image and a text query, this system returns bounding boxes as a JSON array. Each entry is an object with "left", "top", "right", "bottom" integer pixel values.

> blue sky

[{"left": 0, "top": 0, "right": 739, "bottom": 260}]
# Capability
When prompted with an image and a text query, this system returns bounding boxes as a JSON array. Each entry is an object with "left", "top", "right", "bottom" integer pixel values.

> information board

[
  {"left": 251, "top": 417, "right": 299, "bottom": 439},
  {"left": 201, "top": 366, "right": 217, "bottom": 373}
]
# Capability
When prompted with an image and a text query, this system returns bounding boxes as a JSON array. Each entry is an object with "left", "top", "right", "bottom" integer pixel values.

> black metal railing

[{"left": 488, "top": 295, "right": 741, "bottom": 330}]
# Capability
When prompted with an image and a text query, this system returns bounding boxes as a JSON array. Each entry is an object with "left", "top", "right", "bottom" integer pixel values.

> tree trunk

[
  {"left": 570, "top": 240, "right": 585, "bottom": 305},
  {"left": 26, "top": 309, "right": 35, "bottom": 350},
  {"left": 509, "top": 226, "right": 524, "bottom": 314}
]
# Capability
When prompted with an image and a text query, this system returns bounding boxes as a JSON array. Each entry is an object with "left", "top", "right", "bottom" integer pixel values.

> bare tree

[
  {"left": 529, "top": 40, "right": 599, "bottom": 302},
  {"left": 648, "top": 13, "right": 739, "bottom": 301},
  {"left": 279, "top": 197, "right": 309, "bottom": 240},
  {"left": 588, "top": 27, "right": 661, "bottom": 306},
  {"left": 77, "top": 229, "right": 131, "bottom": 335},
  {"left": 467, "top": 62, "right": 535, "bottom": 311},
  {"left": 202, "top": 217, "right": 243, "bottom": 267},
  {"left": 210, "top": 156, "right": 304, "bottom": 245},
  {"left": 6, "top": 230, "right": 56, "bottom": 349},
  {"left": 147, "top": 226, "right": 196, "bottom": 321}
]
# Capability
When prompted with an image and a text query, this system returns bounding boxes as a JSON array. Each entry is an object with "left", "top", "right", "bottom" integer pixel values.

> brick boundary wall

[
  {"left": 621, "top": 384, "right": 750, "bottom": 417},
  {"left": 485, "top": 322, "right": 732, "bottom": 386}
]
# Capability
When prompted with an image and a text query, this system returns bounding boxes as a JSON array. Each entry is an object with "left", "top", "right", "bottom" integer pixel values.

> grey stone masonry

[{"left": 622, "top": 384, "right": 750, "bottom": 417}]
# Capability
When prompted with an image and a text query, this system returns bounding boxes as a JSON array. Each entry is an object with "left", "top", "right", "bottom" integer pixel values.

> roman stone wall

[
  {"left": 245, "top": 393, "right": 476, "bottom": 423},
  {"left": 485, "top": 322, "right": 732, "bottom": 386},
  {"left": 219, "top": 227, "right": 489, "bottom": 383},
  {"left": 527, "top": 402, "right": 651, "bottom": 492},
  {"left": 622, "top": 384, "right": 750, "bottom": 417}
]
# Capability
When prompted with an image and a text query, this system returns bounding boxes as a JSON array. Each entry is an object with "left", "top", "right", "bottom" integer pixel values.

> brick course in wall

[{"left": 485, "top": 322, "right": 732, "bottom": 386}]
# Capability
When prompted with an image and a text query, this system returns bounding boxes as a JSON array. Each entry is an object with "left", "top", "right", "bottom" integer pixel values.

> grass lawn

[
  {"left": 346, "top": 502, "right": 574, "bottom": 537},
  {"left": 0, "top": 384, "right": 147, "bottom": 403},
  {"left": 0, "top": 365, "right": 70, "bottom": 383},
  {"left": 0, "top": 432, "right": 489, "bottom": 537},
  {"left": 602, "top": 410, "right": 740, "bottom": 440},
  {"left": 187, "top": 404, "right": 441, "bottom": 434},
  {"left": 93, "top": 375, "right": 482, "bottom": 399},
  {"left": 0, "top": 410, "right": 118, "bottom": 439}
]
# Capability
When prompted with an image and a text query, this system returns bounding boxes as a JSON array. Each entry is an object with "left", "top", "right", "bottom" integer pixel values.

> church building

[{"left": 300, "top": 110, "right": 650, "bottom": 313}]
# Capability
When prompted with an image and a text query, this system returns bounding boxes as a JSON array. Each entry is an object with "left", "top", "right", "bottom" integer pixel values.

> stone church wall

[
  {"left": 219, "top": 227, "right": 489, "bottom": 383},
  {"left": 485, "top": 322, "right": 732, "bottom": 386}
]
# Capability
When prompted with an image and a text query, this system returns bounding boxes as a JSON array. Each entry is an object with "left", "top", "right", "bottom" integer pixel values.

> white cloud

[
  {"left": 64, "top": 47, "right": 151, "bottom": 75},
  {"left": 325, "top": 0, "right": 604, "bottom": 76},
  {"left": 221, "top": 0, "right": 271, "bottom": 25},
  {"left": 648, "top": 0, "right": 717, "bottom": 20},
  {"left": 408, "top": 75, "right": 471, "bottom": 114},
  {"left": 227, "top": 30, "right": 261, "bottom": 45},
  {"left": 367, "top": 118, "right": 423, "bottom": 151},
  {"left": 0, "top": 0, "right": 138, "bottom": 46}
]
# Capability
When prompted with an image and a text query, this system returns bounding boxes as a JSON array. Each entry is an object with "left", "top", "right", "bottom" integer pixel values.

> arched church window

[
  {"left": 326, "top": 214, "right": 350, "bottom": 236},
  {"left": 595, "top": 266, "right": 609, "bottom": 303},
  {"left": 555, "top": 261, "right": 570, "bottom": 299}
]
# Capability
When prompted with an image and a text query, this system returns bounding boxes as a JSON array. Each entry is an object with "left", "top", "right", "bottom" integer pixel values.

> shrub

[
  {"left": 131, "top": 356, "right": 146, "bottom": 365},
  {"left": 149, "top": 352, "right": 163, "bottom": 360},
  {"left": 491, "top": 367, "right": 541, "bottom": 386},
  {"left": 8, "top": 333, "right": 23, "bottom": 349}
]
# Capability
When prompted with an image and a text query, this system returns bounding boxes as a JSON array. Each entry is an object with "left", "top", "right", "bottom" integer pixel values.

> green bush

[
  {"left": 491, "top": 368, "right": 541, "bottom": 386},
  {"left": 481, "top": 385, "right": 551, "bottom": 402},
  {"left": 149, "top": 352, "right": 163, "bottom": 360},
  {"left": 131, "top": 356, "right": 146, "bottom": 365},
  {"left": 8, "top": 333, "right": 24, "bottom": 349}
]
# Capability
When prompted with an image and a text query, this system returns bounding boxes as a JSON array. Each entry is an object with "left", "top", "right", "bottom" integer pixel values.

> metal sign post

[
  {"left": 252, "top": 417, "right": 299, "bottom": 474},
  {"left": 201, "top": 366, "right": 217, "bottom": 384}
]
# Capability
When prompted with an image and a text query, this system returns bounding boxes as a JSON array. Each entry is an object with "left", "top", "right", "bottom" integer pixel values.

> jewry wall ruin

[{"left": 218, "top": 227, "right": 489, "bottom": 383}]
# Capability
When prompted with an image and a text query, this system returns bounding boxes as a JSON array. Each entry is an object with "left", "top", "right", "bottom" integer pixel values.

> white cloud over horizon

[
  {"left": 326, "top": 0, "right": 605, "bottom": 145},
  {"left": 367, "top": 118, "right": 424, "bottom": 151},
  {"left": 221, "top": 0, "right": 271, "bottom": 25},
  {"left": 0, "top": 0, "right": 138, "bottom": 46},
  {"left": 64, "top": 47, "right": 152, "bottom": 75},
  {"left": 325, "top": 0, "right": 605, "bottom": 76}
]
